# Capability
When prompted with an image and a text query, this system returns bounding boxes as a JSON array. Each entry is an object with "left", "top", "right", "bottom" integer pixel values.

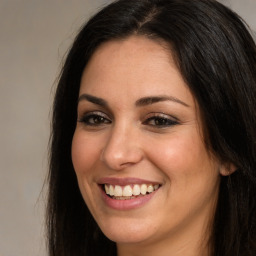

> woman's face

[{"left": 72, "top": 36, "right": 220, "bottom": 250}]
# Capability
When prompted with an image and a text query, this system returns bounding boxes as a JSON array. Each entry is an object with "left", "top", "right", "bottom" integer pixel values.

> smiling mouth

[{"left": 103, "top": 184, "right": 160, "bottom": 200}]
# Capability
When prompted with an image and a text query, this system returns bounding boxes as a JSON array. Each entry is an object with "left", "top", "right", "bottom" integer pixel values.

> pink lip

[
  {"left": 98, "top": 177, "right": 161, "bottom": 186},
  {"left": 100, "top": 188, "right": 158, "bottom": 210},
  {"left": 98, "top": 177, "right": 161, "bottom": 210}
]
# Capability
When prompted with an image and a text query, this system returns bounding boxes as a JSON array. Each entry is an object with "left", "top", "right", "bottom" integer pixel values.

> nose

[{"left": 101, "top": 125, "right": 143, "bottom": 170}]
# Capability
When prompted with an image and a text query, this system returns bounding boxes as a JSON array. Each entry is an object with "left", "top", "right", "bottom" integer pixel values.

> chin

[{"left": 97, "top": 215, "right": 156, "bottom": 244}]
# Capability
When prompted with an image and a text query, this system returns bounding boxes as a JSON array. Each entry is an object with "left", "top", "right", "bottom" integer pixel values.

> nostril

[{"left": 100, "top": 133, "right": 144, "bottom": 170}]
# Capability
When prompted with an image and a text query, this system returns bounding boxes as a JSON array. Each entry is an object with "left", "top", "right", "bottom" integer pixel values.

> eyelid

[
  {"left": 142, "top": 112, "right": 179, "bottom": 127},
  {"left": 143, "top": 112, "right": 179, "bottom": 121},
  {"left": 78, "top": 111, "right": 111, "bottom": 122}
]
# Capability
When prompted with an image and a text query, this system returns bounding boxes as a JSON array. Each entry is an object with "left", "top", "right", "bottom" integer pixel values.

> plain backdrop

[{"left": 0, "top": 1, "right": 255, "bottom": 256}]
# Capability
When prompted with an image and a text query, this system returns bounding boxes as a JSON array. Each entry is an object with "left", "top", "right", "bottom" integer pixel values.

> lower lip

[{"left": 100, "top": 188, "right": 157, "bottom": 210}]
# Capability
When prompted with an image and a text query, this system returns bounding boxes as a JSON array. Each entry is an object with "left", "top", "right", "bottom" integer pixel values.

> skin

[{"left": 72, "top": 36, "right": 222, "bottom": 256}]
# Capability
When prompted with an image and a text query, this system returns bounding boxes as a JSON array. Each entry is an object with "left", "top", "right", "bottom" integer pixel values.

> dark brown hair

[{"left": 47, "top": 0, "right": 256, "bottom": 255}]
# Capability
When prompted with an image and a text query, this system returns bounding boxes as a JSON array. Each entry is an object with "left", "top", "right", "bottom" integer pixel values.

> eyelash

[
  {"left": 143, "top": 114, "right": 179, "bottom": 127},
  {"left": 78, "top": 112, "right": 179, "bottom": 128},
  {"left": 78, "top": 112, "right": 111, "bottom": 126}
]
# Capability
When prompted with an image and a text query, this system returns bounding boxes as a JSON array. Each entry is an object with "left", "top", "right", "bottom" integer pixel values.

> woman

[{"left": 47, "top": 0, "right": 256, "bottom": 255}]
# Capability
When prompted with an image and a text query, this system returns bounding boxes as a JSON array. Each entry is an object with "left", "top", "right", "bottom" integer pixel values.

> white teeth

[
  {"left": 104, "top": 183, "right": 160, "bottom": 197},
  {"left": 133, "top": 184, "right": 140, "bottom": 196},
  {"left": 105, "top": 184, "right": 109, "bottom": 194},
  {"left": 123, "top": 185, "right": 133, "bottom": 196},
  {"left": 147, "top": 185, "right": 154, "bottom": 193},
  {"left": 114, "top": 185, "right": 122, "bottom": 196},
  {"left": 154, "top": 184, "right": 159, "bottom": 190},
  {"left": 109, "top": 185, "right": 114, "bottom": 196},
  {"left": 140, "top": 184, "right": 147, "bottom": 195}
]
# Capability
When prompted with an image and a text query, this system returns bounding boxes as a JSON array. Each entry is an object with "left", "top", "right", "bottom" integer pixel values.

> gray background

[{"left": 0, "top": 1, "right": 255, "bottom": 256}]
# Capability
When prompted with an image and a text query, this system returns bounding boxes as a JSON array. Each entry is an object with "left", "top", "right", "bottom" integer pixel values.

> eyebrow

[
  {"left": 135, "top": 95, "right": 189, "bottom": 107},
  {"left": 78, "top": 94, "right": 108, "bottom": 107},
  {"left": 78, "top": 94, "right": 189, "bottom": 108}
]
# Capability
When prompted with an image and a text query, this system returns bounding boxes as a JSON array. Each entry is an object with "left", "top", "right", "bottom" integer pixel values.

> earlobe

[{"left": 219, "top": 163, "right": 237, "bottom": 176}]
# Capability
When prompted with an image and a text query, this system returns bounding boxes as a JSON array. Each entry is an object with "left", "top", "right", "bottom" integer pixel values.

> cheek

[
  {"left": 71, "top": 130, "right": 102, "bottom": 174},
  {"left": 149, "top": 133, "right": 205, "bottom": 173},
  {"left": 71, "top": 130, "right": 106, "bottom": 210},
  {"left": 148, "top": 132, "right": 220, "bottom": 218},
  {"left": 147, "top": 129, "right": 219, "bottom": 192}
]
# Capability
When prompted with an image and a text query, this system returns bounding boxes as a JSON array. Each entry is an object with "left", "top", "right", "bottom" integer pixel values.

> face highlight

[{"left": 71, "top": 36, "right": 220, "bottom": 255}]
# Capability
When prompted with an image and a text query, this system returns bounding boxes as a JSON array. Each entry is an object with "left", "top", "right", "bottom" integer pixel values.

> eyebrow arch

[
  {"left": 135, "top": 95, "right": 189, "bottom": 107},
  {"left": 78, "top": 94, "right": 108, "bottom": 107},
  {"left": 78, "top": 93, "right": 189, "bottom": 108}
]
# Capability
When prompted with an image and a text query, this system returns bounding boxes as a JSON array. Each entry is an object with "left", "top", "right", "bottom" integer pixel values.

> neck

[{"left": 117, "top": 234, "right": 210, "bottom": 256}]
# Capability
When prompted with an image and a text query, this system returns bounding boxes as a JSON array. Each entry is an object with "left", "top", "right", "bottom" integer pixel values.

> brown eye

[
  {"left": 143, "top": 114, "right": 179, "bottom": 128},
  {"left": 78, "top": 112, "right": 111, "bottom": 126}
]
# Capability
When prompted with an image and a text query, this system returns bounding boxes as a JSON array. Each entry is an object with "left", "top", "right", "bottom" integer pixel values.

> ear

[{"left": 219, "top": 162, "right": 237, "bottom": 176}]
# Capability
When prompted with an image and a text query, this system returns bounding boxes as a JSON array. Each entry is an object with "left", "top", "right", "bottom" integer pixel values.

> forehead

[
  {"left": 89, "top": 36, "right": 172, "bottom": 64},
  {"left": 83, "top": 36, "right": 174, "bottom": 79},
  {"left": 80, "top": 36, "right": 194, "bottom": 108}
]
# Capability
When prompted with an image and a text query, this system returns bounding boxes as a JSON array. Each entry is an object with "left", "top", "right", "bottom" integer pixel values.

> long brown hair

[{"left": 47, "top": 0, "right": 256, "bottom": 255}]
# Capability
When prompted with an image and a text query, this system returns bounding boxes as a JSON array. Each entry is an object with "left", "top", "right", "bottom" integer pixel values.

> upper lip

[{"left": 98, "top": 177, "right": 162, "bottom": 186}]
